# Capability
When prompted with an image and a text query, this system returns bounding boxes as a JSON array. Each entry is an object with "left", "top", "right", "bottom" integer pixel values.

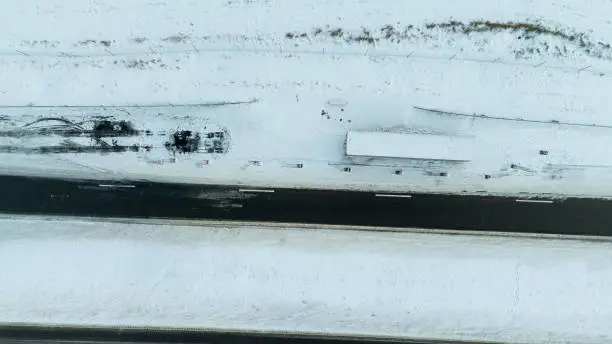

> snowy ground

[
  {"left": 1, "top": 0, "right": 612, "bottom": 198},
  {"left": 1, "top": 215, "right": 612, "bottom": 344},
  {"left": 6, "top": 101, "right": 612, "bottom": 198},
  {"left": 0, "top": 0, "right": 612, "bottom": 343},
  {"left": 2, "top": 3, "right": 611, "bottom": 341}
]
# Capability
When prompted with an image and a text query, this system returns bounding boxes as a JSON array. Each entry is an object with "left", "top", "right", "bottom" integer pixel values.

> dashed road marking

[
  {"left": 375, "top": 193, "right": 413, "bottom": 198},
  {"left": 238, "top": 188, "right": 275, "bottom": 193},
  {"left": 515, "top": 199, "right": 553, "bottom": 204}
]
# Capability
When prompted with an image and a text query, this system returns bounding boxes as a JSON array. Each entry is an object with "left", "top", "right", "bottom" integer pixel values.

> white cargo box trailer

[{"left": 345, "top": 130, "right": 475, "bottom": 161}]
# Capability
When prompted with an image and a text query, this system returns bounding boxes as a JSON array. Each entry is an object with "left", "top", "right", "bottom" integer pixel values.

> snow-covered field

[
  {"left": 1, "top": 215, "right": 612, "bottom": 344},
  {"left": 2, "top": 2, "right": 612, "bottom": 342},
  {"left": 1, "top": 0, "right": 612, "bottom": 197}
]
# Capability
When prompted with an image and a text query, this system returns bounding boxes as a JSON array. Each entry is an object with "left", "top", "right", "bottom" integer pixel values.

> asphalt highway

[
  {"left": 1, "top": 174, "right": 611, "bottom": 236},
  {"left": 0, "top": 324, "right": 506, "bottom": 344}
]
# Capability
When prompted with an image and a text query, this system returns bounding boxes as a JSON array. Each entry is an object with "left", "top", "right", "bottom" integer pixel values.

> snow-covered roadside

[
  {"left": 4, "top": 97, "right": 612, "bottom": 198},
  {"left": 1, "top": 0, "right": 612, "bottom": 198},
  {"left": 0, "top": 215, "right": 611, "bottom": 343}
]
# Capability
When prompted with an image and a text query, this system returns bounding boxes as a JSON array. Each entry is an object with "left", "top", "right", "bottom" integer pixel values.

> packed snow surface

[{"left": 1, "top": 216, "right": 612, "bottom": 344}]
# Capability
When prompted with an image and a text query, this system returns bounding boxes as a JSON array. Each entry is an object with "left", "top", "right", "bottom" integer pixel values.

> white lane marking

[
  {"left": 375, "top": 193, "right": 413, "bottom": 198},
  {"left": 238, "top": 188, "right": 275, "bottom": 193},
  {"left": 515, "top": 199, "right": 554, "bottom": 204},
  {"left": 98, "top": 184, "right": 136, "bottom": 188}
]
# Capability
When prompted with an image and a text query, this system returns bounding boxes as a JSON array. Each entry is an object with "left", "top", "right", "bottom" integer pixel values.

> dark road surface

[
  {"left": 0, "top": 324, "right": 505, "bottom": 344},
  {"left": 1, "top": 174, "right": 612, "bottom": 236}
]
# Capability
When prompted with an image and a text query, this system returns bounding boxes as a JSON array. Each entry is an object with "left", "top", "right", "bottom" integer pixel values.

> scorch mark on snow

[{"left": 0, "top": 113, "right": 232, "bottom": 159}]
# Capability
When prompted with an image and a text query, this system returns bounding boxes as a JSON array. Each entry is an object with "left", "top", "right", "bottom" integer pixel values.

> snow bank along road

[
  {"left": 2, "top": 174, "right": 612, "bottom": 237},
  {"left": 2, "top": 216, "right": 612, "bottom": 344}
]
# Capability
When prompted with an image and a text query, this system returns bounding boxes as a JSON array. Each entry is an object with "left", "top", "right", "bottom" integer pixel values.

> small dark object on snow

[
  {"left": 484, "top": 174, "right": 492, "bottom": 179},
  {"left": 343, "top": 167, "right": 352, "bottom": 172},
  {"left": 439, "top": 172, "right": 448, "bottom": 177},
  {"left": 394, "top": 169, "right": 403, "bottom": 175},
  {"left": 510, "top": 163, "right": 518, "bottom": 168},
  {"left": 539, "top": 150, "right": 549, "bottom": 155},
  {"left": 296, "top": 163, "right": 304, "bottom": 168},
  {"left": 165, "top": 130, "right": 201, "bottom": 153}
]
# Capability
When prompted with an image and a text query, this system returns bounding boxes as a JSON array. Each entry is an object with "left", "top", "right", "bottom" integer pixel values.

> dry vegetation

[
  {"left": 77, "top": 39, "right": 115, "bottom": 47},
  {"left": 132, "top": 37, "right": 148, "bottom": 44},
  {"left": 285, "top": 20, "right": 612, "bottom": 60},
  {"left": 118, "top": 58, "right": 178, "bottom": 70},
  {"left": 21, "top": 40, "right": 60, "bottom": 48},
  {"left": 161, "top": 33, "right": 190, "bottom": 43},
  {"left": 15, "top": 19, "right": 612, "bottom": 72}
]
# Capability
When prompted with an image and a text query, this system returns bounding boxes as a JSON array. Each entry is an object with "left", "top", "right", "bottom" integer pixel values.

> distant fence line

[
  {"left": 413, "top": 106, "right": 612, "bottom": 129},
  {"left": 2, "top": 45, "right": 610, "bottom": 77},
  {"left": 0, "top": 99, "right": 259, "bottom": 109}
]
